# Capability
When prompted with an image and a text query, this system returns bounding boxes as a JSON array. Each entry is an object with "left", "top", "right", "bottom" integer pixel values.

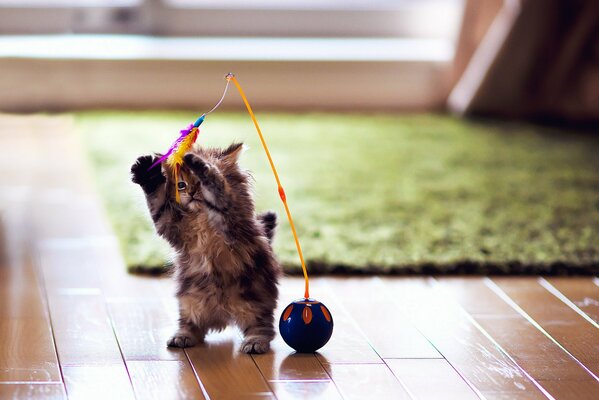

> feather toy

[{"left": 148, "top": 115, "right": 204, "bottom": 203}]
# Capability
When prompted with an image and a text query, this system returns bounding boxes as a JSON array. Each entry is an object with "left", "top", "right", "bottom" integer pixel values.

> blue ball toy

[{"left": 279, "top": 298, "right": 334, "bottom": 353}]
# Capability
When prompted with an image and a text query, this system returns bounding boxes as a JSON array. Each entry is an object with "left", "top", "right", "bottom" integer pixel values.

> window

[{"left": 0, "top": 0, "right": 463, "bottom": 41}]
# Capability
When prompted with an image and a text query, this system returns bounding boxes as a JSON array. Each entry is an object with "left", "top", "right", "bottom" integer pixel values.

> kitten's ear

[{"left": 221, "top": 142, "right": 244, "bottom": 163}]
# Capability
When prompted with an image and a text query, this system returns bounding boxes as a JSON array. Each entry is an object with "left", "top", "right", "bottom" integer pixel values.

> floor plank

[
  {"left": 31, "top": 200, "right": 109, "bottom": 241},
  {"left": 0, "top": 383, "right": 66, "bottom": 400},
  {"left": 0, "top": 319, "right": 62, "bottom": 382},
  {"left": 0, "top": 226, "right": 48, "bottom": 320},
  {"left": 107, "top": 299, "right": 185, "bottom": 361},
  {"left": 128, "top": 360, "right": 206, "bottom": 400},
  {"left": 0, "top": 282, "right": 48, "bottom": 319},
  {"left": 253, "top": 350, "right": 330, "bottom": 382},
  {"left": 62, "top": 365, "right": 135, "bottom": 400},
  {"left": 381, "top": 277, "right": 547, "bottom": 399},
  {"left": 492, "top": 277, "right": 599, "bottom": 377},
  {"left": 385, "top": 358, "right": 479, "bottom": 400},
  {"left": 185, "top": 328, "right": 275, "bottom": 399},
  {"left": 323, "top": 277, "right": 442, "bottom": 359},
  {"left": 439, "top": 277, "right": 599, "bottom": 400},
  {"left": 323, "top": 363, "right": 411, "bottom": 400},
  {"left": 0, "top": 160, "right": 64, "bottom": 389},
  {"left": 0, "top": 256, "right": 48, "bottom": 321},
  {"left": 47, "top": 294, "right": 124, "bottom": 365},
  {"left": 37, "top": 246, "right": 102, "bottom": 297},
  {"left": 543, "top": 277, "right": 599, "bottom": 323},
  {"left": 270, "top": 381, "right": 343, "bottom": 400},
  {"left": 4, "top": 115, "right": 599, "bottom": 399},
  {"left": 539, "top": 380, "right": 599, "bottom": 400}
]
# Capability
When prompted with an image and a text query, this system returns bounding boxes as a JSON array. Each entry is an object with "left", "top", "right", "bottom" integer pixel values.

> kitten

[{"left": 131, "top": 143, "right": 281, "bottom": 354}]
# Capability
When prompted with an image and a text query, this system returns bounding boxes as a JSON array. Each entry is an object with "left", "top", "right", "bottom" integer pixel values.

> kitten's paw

[
  {"left": 183, "top": 153, "right": 209, "bottom": 177},
  {"left": 167, "top": 334, "right": 198, "bottom": 348},
  {"left": 131, "top": 155, "right": 165, "bottom": 192},
  {"left": 240, "top": 337, "right": 271, "bottom": 354}
]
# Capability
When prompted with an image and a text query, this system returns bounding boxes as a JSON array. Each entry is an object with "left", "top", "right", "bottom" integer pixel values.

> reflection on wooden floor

[{"left": 0, "top": 115, "right": 598, "bottom": 399}]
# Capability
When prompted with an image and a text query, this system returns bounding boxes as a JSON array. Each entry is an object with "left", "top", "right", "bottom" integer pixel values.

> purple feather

[{"left": 148, "top": 123, "right": 195, "bottom": 171}]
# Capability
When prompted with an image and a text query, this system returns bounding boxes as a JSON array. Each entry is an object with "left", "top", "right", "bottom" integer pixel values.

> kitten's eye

[{"left": 177, "top": 182, "right": 187, "bottom": 191}]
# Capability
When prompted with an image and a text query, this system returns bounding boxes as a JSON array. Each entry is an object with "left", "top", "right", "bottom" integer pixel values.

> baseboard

[{"left": 0, "top": 35, "right": 452, "bottom": 112}]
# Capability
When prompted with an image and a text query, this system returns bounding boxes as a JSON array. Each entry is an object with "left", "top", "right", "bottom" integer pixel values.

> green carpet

[{"left": 76, "top": 111, "right": 599, "bottom": 275}]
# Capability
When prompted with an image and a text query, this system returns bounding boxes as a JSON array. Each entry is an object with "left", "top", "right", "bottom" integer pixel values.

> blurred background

[
  {"left": 0, "top": 0, "right": 462, "bottom": 112},
  {"left": 0, "top": 0, "right": 597, "bottom": 121},
  {"left": 0, "top": 0, "right": 597, "bottom": 275}
]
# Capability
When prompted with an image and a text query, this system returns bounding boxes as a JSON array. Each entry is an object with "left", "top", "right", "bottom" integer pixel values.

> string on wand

[{"left": 225, "top": 74, "right": 310, "bottom": 300}]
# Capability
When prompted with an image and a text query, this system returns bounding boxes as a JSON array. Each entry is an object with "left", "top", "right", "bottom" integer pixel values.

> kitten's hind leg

[{"left": 239, "top": 312, "right": 276, "bottom": 354}]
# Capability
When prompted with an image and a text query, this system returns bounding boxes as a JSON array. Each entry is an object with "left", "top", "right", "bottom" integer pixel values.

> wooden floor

[{"left": 0, "top": 115, "right": 598, "bottom": 400}]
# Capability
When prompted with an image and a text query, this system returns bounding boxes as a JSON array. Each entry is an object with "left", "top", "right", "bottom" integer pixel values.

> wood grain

[
  {"left": 128, "top": 360, "right": 206, "bottom": 400},
  {"left": 538, "top": 380, "right": 599, "bottom": 400},
  {"left": 31, "top": 201, "right": 109, "bottom": 241},
  {"left": 47, "top": 294, "right": 124, "bottom": 365},
  {"left": 439, "top": 277, "right": 599, "bottom": 399},
  {"left": 323, "top": 277, "right": 441, "bottom": 359},
  {"left": 323, "top": 363, "right": 411, "bottom": 400},
  {"left": 544, "top": 277, "right": 599, "bottom": 323},
  {"left": 253, "top": 349, "right": 330, "bottom": 382},
  {"left": 493, "top": 277, "right": 599, "bottom": 376},
  {"left": 0, "top": 383, "right": 66, "bottom": 400},
  {"left": 95, "top": 242, "right": 175, "bottom": 299},
  {"left": 385, "top": 358, "right": 479, "bottom": 400},
  {"left": 0, "top": 319, "right": 61, "bottom": 382},
  {"left": 0, "top": 231, "right": 47, "bottom": 319},
  {"left": 107, "top": 299, "right": 184, "bottom": 361},
  {"left": 381, "top": 278, "right": 546, "bottom": 399},
  {"left": 270, "top": 381, "right": 343, "bottom": 400},
  {"left": 185, "top": 328, "right": 275, "bottom": 399},
  {"left": 62, "top": 365, "right": 135, "bottom": 400},
  {"left": 0, "top": 262, "right": 48, "bottom": 319},
  {"left": 37, "top": 247, "right": 102, "bottom": 296}
]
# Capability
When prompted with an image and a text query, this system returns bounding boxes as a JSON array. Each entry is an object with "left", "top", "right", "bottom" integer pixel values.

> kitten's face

[
  {"left": 163, "top": 143, "right": 245, "bottom": 213},
  {"left": 176, "top": 168, "right": 203, "bottom": 212}
]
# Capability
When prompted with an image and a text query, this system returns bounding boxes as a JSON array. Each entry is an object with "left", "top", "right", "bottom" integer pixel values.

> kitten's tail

[{"left": 258, "top": 211, "right": 277, "bottom": 244}]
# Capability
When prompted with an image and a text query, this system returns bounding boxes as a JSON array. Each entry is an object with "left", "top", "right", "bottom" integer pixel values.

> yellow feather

[{"left": 168, "top": 127, "right": 199, "bottom": 203}]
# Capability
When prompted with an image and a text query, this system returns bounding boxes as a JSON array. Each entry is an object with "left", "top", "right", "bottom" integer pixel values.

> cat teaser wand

[{"left": 154, "top": 74, "right": 333, "bottom": 353}]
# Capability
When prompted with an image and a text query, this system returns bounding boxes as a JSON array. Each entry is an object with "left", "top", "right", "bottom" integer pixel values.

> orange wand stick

[{"left": 227, "top": 74, "right": 310, "bottom": 299}]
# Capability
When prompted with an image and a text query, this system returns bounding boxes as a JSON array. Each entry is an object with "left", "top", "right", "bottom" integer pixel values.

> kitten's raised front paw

[
  {"left": 240, "top": 337, "right": 271, "bottom": 354},
  {"left": 183, "top": 153, "right": 209, "bottom": 177},
  {"left": 167, "top": 334, "right": 198, "bottom": 348},
  {"left": 131, "top": 155, "right": 165, "bottom": 193}
]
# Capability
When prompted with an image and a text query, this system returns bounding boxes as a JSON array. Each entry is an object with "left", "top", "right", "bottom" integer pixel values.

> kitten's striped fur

[{"left": 131, "top": 143, "right": 281, "bottom": 354}]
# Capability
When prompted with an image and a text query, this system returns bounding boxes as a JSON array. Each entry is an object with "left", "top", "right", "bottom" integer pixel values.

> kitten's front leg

[
  {"left": 167, "top": 320, "right": 205, "bottom": 348},
  {"left": 131, "top": 155, "right": 175, "bottom": 229},
  {"left": 183, "top": 153, "right": 229, "bottom": 211},
  {"left": 131, "top": 155, "right": 166, "bottom": 195},
  {"left": 240, "top": 311, "right": 276, "bottom": 354},
  {"left": 167, "top": 299, "right": 208, "bottom": 348}
]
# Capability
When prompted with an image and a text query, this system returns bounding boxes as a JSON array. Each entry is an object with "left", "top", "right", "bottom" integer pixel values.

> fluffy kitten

[{"left": 131, "top": 143, "right": 281, "bottom": 354}]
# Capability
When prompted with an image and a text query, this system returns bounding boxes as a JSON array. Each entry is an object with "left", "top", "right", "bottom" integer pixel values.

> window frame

[{"left": 0, "top": 0, "right": 463, "bottom": 39}]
